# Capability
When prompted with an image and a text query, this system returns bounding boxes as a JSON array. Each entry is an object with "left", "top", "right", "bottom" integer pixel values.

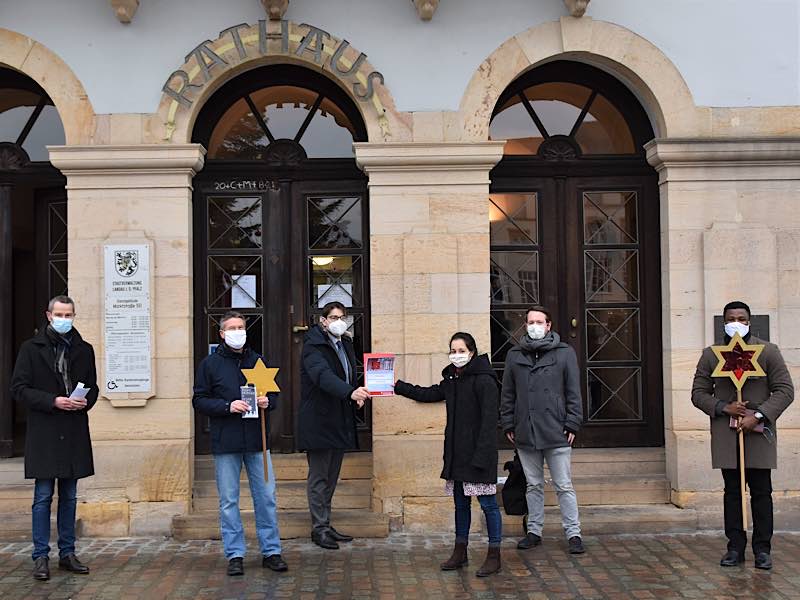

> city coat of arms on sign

[{"left": 115, "top": 250, "right": 139, "bottom": 277}]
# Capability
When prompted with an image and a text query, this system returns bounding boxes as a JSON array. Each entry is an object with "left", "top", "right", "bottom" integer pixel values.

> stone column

[
  {"left": 48, "top": 144, "right": 205, "bottom": 536},
  {"left": 355, "top": 141, "right": 504, "bottom": 531},
  {"left": 646, "top": 138, "right": 800, "bottom": 521}
]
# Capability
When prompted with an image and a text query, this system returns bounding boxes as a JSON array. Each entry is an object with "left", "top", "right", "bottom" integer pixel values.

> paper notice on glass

[
  {"left": 231, "top": 275, "right": 257, "bottom": 308},
  {"left": 317, "top": 283, "right": 352, "bottom": 308},
  {"left": 364, "top": 353, "right": 395, "bottom": 396},
  {"left": 240, "top": 385, "right": 258, "bottom": 419},
  {"left": 69, "top": 382, "right": 89, "bottom": 400}
]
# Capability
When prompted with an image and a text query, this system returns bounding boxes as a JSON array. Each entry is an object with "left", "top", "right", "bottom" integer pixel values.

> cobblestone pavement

[{"left": 1, "top": 532, "right": 799, "bottom": 599}]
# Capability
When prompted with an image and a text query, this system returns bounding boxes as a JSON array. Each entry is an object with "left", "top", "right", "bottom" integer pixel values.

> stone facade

[{"left": 0, "top": 13, "right": 798, "bottom": 535}]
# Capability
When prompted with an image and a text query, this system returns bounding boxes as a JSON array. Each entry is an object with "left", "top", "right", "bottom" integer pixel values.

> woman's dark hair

[
  {"left": 321, "top": 301, "right": 347, "bottom": 318},
  {"left": 449, "top": 332, "right": 477, "bottom": 354}
]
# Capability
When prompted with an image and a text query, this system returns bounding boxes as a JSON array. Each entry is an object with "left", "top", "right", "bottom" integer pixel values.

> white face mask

[
  {"left": 724, "top": 321, "right": 750, "bottom": 339},
  {"left": 328, "top": 319, "right": 348, "bottom": 337},
  {"left": 527, "top": 323, "right": 547, "bottom": 340},
  {"left": 224, "top": 329, "right": 247, "bottom": 349},
  {"left": 449, "top": 353, "right": 471, "bottom": 368}
]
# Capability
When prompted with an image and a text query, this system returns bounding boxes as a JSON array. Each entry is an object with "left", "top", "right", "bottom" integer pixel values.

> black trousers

[
  {"left": 721, "top": 467, "right": 773, "bottom": 555},
  {"left": 306, "top": 449, "right": 345, "bottom": 535}
]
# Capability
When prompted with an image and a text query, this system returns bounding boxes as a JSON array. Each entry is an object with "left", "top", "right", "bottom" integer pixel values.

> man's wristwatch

[{"left": 754, "top": 411, "right": 765, "bottom": 423}]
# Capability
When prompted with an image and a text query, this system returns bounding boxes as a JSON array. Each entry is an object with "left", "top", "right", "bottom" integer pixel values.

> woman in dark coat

[{"left": 394, "top": 332, "right": 502, "bottom": 577}]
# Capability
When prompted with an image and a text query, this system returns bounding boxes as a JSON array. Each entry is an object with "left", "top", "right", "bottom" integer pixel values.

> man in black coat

[
  {"left": 10, "top": 296, "right": 98, "bottom": 581},
  {"left": 500, "top": 306, "right": 586, "bottom": 555},
  {"left": 192, "top": 310, "right": 287, "bottom": 576},
  {"left": 297, "top": 301, "right": 370, "bottom": 549}
]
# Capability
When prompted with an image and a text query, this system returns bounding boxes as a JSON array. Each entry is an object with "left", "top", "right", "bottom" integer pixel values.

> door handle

[
  {"left": 292, "top": 325, "right": 309, "bottom": 333},
  {"left": 571, "top": 318, "right": 578, "bottom": 328}
]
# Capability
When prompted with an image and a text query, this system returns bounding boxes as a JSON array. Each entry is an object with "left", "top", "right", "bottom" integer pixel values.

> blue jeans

[
  {"left": 32, "top": 478, "right": 77, "bottom": 560},
  {"left": 214, "top": 451, "right": 281, "bottom": 559},
  {"left": 518, "top": 446, "right": 581, "bottom": 539},
  {"left": 453, "top": 482, "right": 502, "bottom": 546}
]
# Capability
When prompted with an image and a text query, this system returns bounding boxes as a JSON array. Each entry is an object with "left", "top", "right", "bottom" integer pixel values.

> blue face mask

[{"left": 51, "top": 317, "right": 73, "bottom": 335}]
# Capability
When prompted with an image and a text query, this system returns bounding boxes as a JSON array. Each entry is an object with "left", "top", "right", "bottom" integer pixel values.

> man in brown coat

[{"left": 691, "top": 301, "right": 794, "bottom": 571}]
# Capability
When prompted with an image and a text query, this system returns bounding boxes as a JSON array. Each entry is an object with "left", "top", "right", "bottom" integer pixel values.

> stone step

[
  {"left": 499, "top": 504, "right": 700, "bottom": 537},
  {"left": 172, "top": 509, "right": 390, "bottom": 541},
  {"left": 0, "top": 514, "right": 84, "bottom": 542},
  {"left": 191, "top": 479, "right": 372, "bottom": 511},
  {"left": 499, "top": 475, "right": 671, "bottom": 506},
  {"left": 498, "top": 447, "right": 666, "bottom": 477},
  {"left": 194, "top": 452, "right": 373, "bottom": 481}
]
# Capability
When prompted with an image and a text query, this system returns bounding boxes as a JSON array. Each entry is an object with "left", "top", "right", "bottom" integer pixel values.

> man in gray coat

[
  {"left": 692, "top": 300, "right": 794, "bottom": 570},
  {"left": 500, "top": 306, "right": 585, "bottom": 554}
]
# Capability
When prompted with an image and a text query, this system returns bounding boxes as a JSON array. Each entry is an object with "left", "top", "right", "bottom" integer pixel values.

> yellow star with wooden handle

[
  {"left": 710, "top": 332, "right": 766, "bottom": 390},
  {"left": 241, "top": 358, "right": 280, "bottom": 395}
]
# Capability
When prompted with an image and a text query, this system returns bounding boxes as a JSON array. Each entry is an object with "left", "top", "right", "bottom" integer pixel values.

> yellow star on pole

[
  {"left": 241, "top": 358, "right": 280, "bottom": 395},
  {"left": 710, "top": 332, "right": 766, "bottom": 390}
]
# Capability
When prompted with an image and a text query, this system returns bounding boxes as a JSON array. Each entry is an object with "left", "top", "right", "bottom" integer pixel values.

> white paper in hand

[{"left": 70, "top": 382, "right": 89, "bottom": 400}]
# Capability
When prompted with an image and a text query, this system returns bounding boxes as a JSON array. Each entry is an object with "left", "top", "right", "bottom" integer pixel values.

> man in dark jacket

[
  {"left": 500, "top": 306, "right": 585, "bottom": 554},
  {"left": 10, "top": 296, "right": 98, "bottom": 581},
  {"left": 692, "top": 300, "right": 794, "bottom": 570},
  {"left": 297, "top": 301, "right": 370, "bottom": 549},
  {"left": 192, "top": 310, "right": 287, "bottom": 576}
]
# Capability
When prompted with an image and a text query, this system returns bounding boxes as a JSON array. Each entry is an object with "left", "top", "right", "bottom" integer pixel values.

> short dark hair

[
  {"left": 450, "top": 332, "right": 477, "bottom": 354},
  {"left": 526, "top": 305, "right": 552, "bottom": 323},
  {"left": 219, "top": 310, "right": 247, "bottom": 329},
  {"left": 723, "top": 301, "right": 751, "bottom": 319},
  {"left": 321, "top": 301, "right": 347, "bottom": 318},
  {"left": 48, "top": 295, "right": 75, "bottom": 312}
]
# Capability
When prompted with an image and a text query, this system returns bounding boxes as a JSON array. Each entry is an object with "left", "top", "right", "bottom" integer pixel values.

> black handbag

[{"left": 501, "top": 450, "right": 528, "bottom": 516}]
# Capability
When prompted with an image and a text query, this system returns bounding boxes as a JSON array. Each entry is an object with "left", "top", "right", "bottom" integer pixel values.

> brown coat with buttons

[{"left": 691, "top": 336, "right": 794, "bottom": 469}]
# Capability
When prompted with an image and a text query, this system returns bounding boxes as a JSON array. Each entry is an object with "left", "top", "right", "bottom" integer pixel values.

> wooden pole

[
  {"left": 737, "top": 388, "right": 747, "bottom": 531},
  {"left": 260, "top": 406, "right": 269, "bottom": 482}
]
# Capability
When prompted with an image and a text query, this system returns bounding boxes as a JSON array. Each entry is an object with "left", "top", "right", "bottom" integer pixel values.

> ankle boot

[
  {"left": 476, "top": 546, "right": 501, "bottom": 577},
  {"left": 440, "top": 541, "right": 468, "bottom": 570}
]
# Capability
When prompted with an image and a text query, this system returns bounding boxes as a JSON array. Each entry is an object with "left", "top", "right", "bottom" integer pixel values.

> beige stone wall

[
  {"left": 647, "top": 139, "right": 800, "bottom": 508},
  {"left": 356, "top": 142, "right": 504, "bottom": 529},
  {"left": 48, "top": 145, "right": 204, "bottom": 535}
]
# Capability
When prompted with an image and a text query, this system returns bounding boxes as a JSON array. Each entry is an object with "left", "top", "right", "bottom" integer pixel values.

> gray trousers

[
  {"left": 517, "top": 445, "right": 581, "bottom": 539},
  {"left": 306, "top": 449, "right": 345, "bottom": 535}
]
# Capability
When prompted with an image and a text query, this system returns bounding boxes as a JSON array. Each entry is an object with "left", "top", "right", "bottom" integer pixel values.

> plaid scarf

[{"left": 45, "top": 325, "right": 73, "bottom": 395}]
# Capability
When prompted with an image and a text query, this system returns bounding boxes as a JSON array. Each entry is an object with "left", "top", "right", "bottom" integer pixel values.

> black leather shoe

[
  {"left": 754, "top": 552, "right": 772, "bottom": 570},
  {"left": 328, "top": 527, "right": 354, "bottom": 542},
  {"left": 58, "top": 554, "right": 89, "bottom": 574},
  {"left": 312, "top": 531, "right": 340, "bottom": 550},
  {"left": 568, "top": 536, "right": 586, "bottom": 555},
  {"left": 720, "top": 550, "right": 744, "bottom": 567},
  {"left": 263, "top": 554, "right": 288, "bottom": 572},
  {"left": 32, "top": 556, "right": 50, "bottom": 581},
  {"left": 227, "top": 557, "right": 244, "bottom": 576},
  {"left": 517, "top": 532, "right": 542, "bottom": 550}
]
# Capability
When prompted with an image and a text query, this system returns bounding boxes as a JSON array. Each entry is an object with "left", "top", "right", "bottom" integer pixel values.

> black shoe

[
  {"left": 328, "top": 527, "right": 354, "bottom": 542},
  {"left": 517, "top": 532, "right": 542, "bottom": 550},
  {"left": 58, "top": 553, "right": 89, "bottom": 574},
  {"left": 227, "top": 557, "right": 244, "bottom": 576},
  {"left": 568, "top": 536, "right": 586, "bottom": 555},
  {"left": 32, "top": 556, "right": 49, "bottom": 581},
  {"left": 754, "top": 552, "right": 772, "bottom": 570},
  {"left": 262, "top": 554, "right": 288, "bottom": 572},
  {"left": 312, "top": 531, "right": 340, "bottom": 550},
  {"left": 720, "top": 550, "right": 744, "bottom": 567}
]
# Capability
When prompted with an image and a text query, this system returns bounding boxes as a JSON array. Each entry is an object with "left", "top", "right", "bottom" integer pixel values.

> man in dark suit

[
  {"left": 11, "top": 296, "right": 98, "bottom": 581},
  {"left": 297, "top": 301, "right": 370, "bottom": 549}
]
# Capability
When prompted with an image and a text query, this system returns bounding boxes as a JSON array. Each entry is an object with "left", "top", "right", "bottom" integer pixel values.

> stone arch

[
  {"left": 155, "top": 20, "right": 410, "bottom": 145},
  {"left": 459, "top": 18, "right": 700, "bottom": 141},
  {"left": 0, "top": 28, "right": 95, "bottom": 145}
]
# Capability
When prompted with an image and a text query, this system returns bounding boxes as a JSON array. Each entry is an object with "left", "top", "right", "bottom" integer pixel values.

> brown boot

[
  {"left": 440, "top": 541, "right": 468, "bottom": 570},
  {"left": 476, "top": 546, "right": 501, "bottom": 577}
]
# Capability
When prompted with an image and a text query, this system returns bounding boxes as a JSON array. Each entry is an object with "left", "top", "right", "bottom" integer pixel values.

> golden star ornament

[
  {"left": 710, "top": 332, "right": 766, "bottom": 390},
  {"left": 241, "top": 358, "right": 280, "bottom": 395}
]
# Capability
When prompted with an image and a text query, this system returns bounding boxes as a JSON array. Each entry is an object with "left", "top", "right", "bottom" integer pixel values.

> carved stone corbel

[
  {"left": 563, "top": 0, "right": 590, "bottom": 17},
  {"left": 110, "top": 0, "right": 139, "bottom": 24},
  {"left": 261, "top": 0, "right": 289, "bottom": 20},
  {"left": 413, "top": 0, "right": 439, "bottom": 20}
]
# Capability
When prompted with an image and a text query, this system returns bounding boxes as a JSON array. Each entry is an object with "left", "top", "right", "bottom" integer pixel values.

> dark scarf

[
  {"left": 45, "top": 325, "right": 73, "bottom": 395},
  {"left": 518, "top": 330, "right": 562, "bottom": 355}
]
